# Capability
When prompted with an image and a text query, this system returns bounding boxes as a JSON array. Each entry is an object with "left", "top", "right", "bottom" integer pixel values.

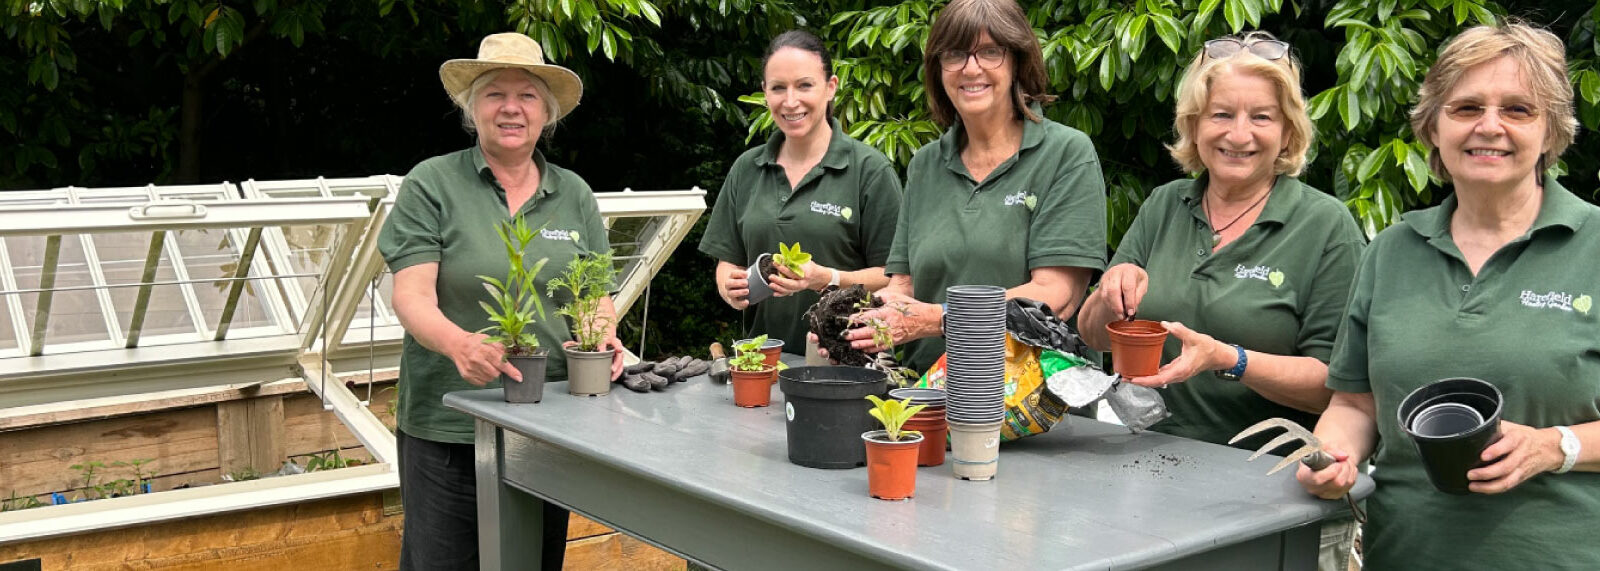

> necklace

[{"left": 1204, "top": 188, "right": 1271, "bottom": 247}]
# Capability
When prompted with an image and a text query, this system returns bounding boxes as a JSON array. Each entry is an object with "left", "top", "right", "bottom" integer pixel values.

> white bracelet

[
  {"left": 826, "top": 268, "right": 841, "bottom": 288},
  {"left": 1555, "top": 426, "right": 1580, "bottom": 474}
]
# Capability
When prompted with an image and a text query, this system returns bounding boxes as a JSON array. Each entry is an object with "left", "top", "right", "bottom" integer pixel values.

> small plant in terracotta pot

[
  {"left": 549, "top": 250, "right": 620, "bottom": 397},
  {"left": 862, "top": 395, "right": 927, "bottom": 500},
  {"left": 477, "top": 216, "right": 550, "bottom": 403},
  {"left": 730, "top": 335, "right": 781, "bottom": 407}
]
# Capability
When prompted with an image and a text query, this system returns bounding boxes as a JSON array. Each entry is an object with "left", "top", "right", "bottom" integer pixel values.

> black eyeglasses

[
  {"left": 939, "top": 46, "right": 1008, "bottom": 71},
  {"left": 1203, "top": 37, "right": 1290, "bottom": 61}
]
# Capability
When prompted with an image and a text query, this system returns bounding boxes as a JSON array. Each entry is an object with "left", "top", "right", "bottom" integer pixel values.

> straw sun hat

[{"left": 439, "top": 33, "right": 584, "bottom": 120}]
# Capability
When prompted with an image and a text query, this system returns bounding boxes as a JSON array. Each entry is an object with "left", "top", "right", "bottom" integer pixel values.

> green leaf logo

[
  {"left": 569, "top": 231, "right": 581, "bottom": 242},
  {"left": 1024, "top": 194, "right": 1038, "bottom": 211},
  {"left": 1575, "top": 295, "right": 1592, "bottom": 315},
  {"left": 840, "top": 206, "right": 853, "bottom": 221},
  {"left": 1268, "top": 270, "right": 1284, "bottom": 288}
]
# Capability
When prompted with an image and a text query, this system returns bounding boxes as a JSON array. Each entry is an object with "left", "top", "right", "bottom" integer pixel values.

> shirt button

[
  {"left": 1196, "top": 248, "right": 1207, "bottom": 257},
  {"left": 1461, "top": 284, "right": 1471, "bottom": 292}
]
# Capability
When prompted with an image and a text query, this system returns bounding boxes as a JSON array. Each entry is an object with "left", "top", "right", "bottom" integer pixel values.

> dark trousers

[{"left": 398, "top": 429, "right": 569, "bottom": 570}]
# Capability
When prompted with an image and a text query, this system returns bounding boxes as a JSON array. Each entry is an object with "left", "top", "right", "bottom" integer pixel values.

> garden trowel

[{"left": 707, "top": 342, "right": 730, "bottom": 383}]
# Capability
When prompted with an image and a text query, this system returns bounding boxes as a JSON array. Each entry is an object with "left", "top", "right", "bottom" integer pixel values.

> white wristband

[
  {"left": 1555, "top": 426, "right": 1580, "bottom": 474},
  {"left": 827, "top": 268, "right": 841, "bottom": 288}
]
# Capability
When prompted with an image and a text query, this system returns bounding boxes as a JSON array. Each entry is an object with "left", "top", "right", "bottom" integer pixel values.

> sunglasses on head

[
  {"left": 1442, "top": 102, "right": 1540, "bottom": 124},
  {"left": 1203, "top": 37, "right": 1290, "bottom": 61}
]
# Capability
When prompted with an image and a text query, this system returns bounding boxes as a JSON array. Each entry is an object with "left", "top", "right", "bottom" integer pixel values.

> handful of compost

[{"left": 618, "top": 356, "right": 713, "bottom": 392}]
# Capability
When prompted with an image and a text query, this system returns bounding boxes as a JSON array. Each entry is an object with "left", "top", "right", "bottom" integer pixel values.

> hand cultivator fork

[{"left": 1231, "top": 418, "right": 1366, "bottom": 523}]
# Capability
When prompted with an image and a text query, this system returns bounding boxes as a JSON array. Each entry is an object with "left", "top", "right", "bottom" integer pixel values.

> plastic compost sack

[{"left": 913, "top": 333, "right": 1075, "bottom": 441}]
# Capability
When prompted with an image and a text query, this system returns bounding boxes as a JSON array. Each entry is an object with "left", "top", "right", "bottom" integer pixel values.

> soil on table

[{"left": 804, "top": 284, "right": 884, "bottom": 367}]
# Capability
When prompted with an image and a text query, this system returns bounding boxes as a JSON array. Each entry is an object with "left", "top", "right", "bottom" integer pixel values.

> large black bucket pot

[
  {"left": 1398, "top": 377, "right": 1504, "bottom": 495},
  {"left": 778, "top": 366, "right": 889, "bottom": 469}
]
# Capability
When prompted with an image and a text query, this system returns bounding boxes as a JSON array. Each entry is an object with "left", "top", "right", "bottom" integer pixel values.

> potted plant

[
  {"left": 730, "top": 335, "right": 781, "bottom": 407},
  {"left": 549, "top": 250, "right": 620, "bottom": 396},
  {"left": 477, "top": 216, "right": 550, "bottom": 403},
  {"left": 862, "top": 395, "right": 927, "bottom": 500},
  {"left": 747, "top": 242, "right": 810, "bottom": 306}
]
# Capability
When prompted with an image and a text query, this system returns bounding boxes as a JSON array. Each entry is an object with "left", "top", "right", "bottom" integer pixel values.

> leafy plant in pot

[
  {"left": 549, "top": 250, "right": 620, "bottom": 396},
  {"left": 862, "top": 395, "right": 926, "bottom": 500},
  {"left": 478, "top": 216, "right": 550, "bottom": 403},
  {"left": 730, "top": 335, "right": 783, "bottom": 407}
]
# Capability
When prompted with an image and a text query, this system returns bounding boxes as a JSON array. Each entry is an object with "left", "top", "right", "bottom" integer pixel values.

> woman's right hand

[
  {"left": 1097, "top": 263, "right": 1150, "bottom": 320},
  {"left": 717, "top": 266, "right": 751, "bottom": 310},
  {"left": 450, "top": 332, "right": 517, "bottom": 386},
  {"left": 1295, "top": 446, "right": 1360, "bottom": 500}
]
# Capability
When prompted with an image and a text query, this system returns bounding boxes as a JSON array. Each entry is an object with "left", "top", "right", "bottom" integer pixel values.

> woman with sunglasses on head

[
  {"left": 1297, "top": 22, "right": 1600, "bottom": 569},
  {"left": 1076, "top": 31, "right": 1365, "bottom": 570},
  {"left": 699, "top": 29, "right": 903, "bottom": 353},
  {"left": 835, "top": 0, "right": 1106, "bottom": 372}
]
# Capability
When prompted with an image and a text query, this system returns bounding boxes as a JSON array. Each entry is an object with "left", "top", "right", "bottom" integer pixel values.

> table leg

[{"left": 476, "top": 420, "right": 550, "bottom": 571}]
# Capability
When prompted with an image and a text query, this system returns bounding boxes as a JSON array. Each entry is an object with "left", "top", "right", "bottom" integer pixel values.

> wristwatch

[
  {"left": 1215, "top": 344, "right": 1247, "bottom": 381},
  {"left": 827, "top": 268, "right": 841, "bottom": 288},
  {"left": 1555, "top": 426, "right": 1580, "bottom": 474}
]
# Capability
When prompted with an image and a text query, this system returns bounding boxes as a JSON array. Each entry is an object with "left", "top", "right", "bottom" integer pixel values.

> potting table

[{"left": 445, "top": 366, "right": 1372, "bottom": 571}]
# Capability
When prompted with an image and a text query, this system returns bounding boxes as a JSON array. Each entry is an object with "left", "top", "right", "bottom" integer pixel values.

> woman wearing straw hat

[{"left": 379, "top": 32, "right": 622, "bottom": 570}]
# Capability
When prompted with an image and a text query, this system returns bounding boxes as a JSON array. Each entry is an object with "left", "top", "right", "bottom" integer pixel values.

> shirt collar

[
  {"left": 1178, "top": 173, "right": 1303, "bottom": 226},
  {"left": 473, "top": 146, "right": 556, "bottom": 197},
  {"left": 754, "top": 116, "right": 851, "bottom": 170},
  {"left": 937, "top": 102, "right": 1047, "bottom": 163},
  {"left": 1402, "top": 176, "right": 1586, "bottom": 240}
]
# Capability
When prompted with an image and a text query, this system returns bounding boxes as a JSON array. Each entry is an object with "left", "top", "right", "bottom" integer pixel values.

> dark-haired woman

[
  {"left": 699, "top": 30, "right": 902, "bottom": 351},
  {"left": 841, "top": 0, "right": 1106, "bottom": 372}
]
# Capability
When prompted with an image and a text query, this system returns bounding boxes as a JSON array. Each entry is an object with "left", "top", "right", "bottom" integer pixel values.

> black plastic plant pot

[
  {"left": 1397, "top": 377, "right": 1504, "bottom": 495},
  {"left": 778, "top": 366, "right": 890, "bottom": 469},
  {"left": 503, "top": 351, "right": 550, "bottom": 403},
  {"left": 745, "top": 253, "right": 774, "bottom": 305}
]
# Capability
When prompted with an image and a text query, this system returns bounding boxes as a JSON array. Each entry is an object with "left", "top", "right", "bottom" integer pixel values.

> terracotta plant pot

[
  {"left": 903, "top": 407, "right": 948, "bottom": 467},
  {"left": 502, "top": 350, "right": 549, "bottom": 403},
  {"left": 564, "top": 347, "right": 615, "bottom": 396},
  {"left": 862, "top": 430, "right": 924, "bottom": 500},
  {"left": 730, "top": 367, "right": 776, "bottom": 407},
  {"left": 1106, "top": 320, "right": 1168, "bottom": 377}
]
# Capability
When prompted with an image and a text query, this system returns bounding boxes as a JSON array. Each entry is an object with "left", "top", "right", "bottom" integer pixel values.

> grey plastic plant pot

[
  {"left": 778, "top": 366, "right": 889, "bottom": 469},
  {"left": 564, "top": 347, "right": 615, "bottom": 396},
  {"left": 1397, "top": 377, "right": 1504, "bottom": 495},
  {"left": 503, "top": 351, "right": 550, "bottom": 403},
  {"left": 745, "top": 253, "right": 775, "bottom": 305}
]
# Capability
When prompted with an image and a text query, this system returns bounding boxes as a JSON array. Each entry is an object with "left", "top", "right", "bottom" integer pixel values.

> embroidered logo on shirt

[
  {"left": 541, "top": 229, "right": 579, "bottom": 242},
  {"left": 1234, "top": 264, "right": 1283, "bottom": 288},
  {"left": 810, "top": 201, "right": 851, "bottom": 220},
  {"left": 1003, "top": 191, "right": 1037, "bottom": 210},
  {"left": 1520, "top": 290, "right": 1584, "bottom": 313}
]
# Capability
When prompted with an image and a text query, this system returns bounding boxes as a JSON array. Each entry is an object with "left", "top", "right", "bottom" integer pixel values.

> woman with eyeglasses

[
  {"left": 834, "top": 0, "right": 1106, "bottom": 373},
  {"left": 1076, "top": 31, "right": 1365, "bottom": 570},
  {"left": 700, "top": 30, "right": 903, "bottom": 354},
  {"left": 1297, "top": 22, "right": 1600, "bottom": 569}
]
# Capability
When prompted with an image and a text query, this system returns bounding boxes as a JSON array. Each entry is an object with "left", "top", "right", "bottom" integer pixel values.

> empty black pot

[
  {"left": 1397, "top": 377, "right": 1503, "bottom": 495},
  {"left": 778, "top": 366, "right": 889, "bottom": 469}
]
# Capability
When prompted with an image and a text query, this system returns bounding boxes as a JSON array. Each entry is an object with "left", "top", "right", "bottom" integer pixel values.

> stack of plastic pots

[
  {"left": 890, "top": 387, "right": 948, "bottom": 467},
  {"left": 942, "top": 285, "right": 1006, "bottom": 481}
]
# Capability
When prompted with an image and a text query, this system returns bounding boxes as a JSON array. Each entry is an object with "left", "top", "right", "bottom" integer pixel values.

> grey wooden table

[{"left": 445, "top": 369, "right": 1371, "bottom": 571}]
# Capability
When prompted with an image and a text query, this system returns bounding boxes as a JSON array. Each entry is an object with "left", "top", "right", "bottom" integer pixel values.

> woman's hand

[
  {"left": 841, "top": 291, "right": 940, "bottom": 353},
  {"left": 1122, "top": 321, "right": 1229, "bottom": 388},
  {"left": 1097, "top": 263, "right": 1150, "bottom": 320},
  {"left": 450, "top": 332, "right": 516, "bottom": 386},
  {"left": 1295, "top": 445, "right": 1360, "bottom": 499},
  {"left": 716, "top": 263, "right": 751, "bottom": 310},
  {"left": 769, "top": 261, "right": 825, "bottom": 296},
  {"left": 1467, "top": 421, "right": 1565, "bottom": 494},
  {"left": 809, "top": 331, "right": 841, "bottom": 364}
]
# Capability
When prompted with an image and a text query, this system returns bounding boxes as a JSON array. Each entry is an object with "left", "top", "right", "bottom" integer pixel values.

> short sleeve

[
  {"left": 1295, "top": 215, "right": 1366, "bottom": 363},
  {"left": 379, "top": 172, "right": 443, "bottom": 272},
  {"left": 1326, "top": 238, "right": 1379, "bottom": 393},
  {"left": 698, "top": 162, "right": 748, "bottom": 265},
  {"left": 857, "top": 156, "right": 903, "bottom": 268},
  {"left": 1026, "top": 132, "right": 1107, "bottom": 272}
]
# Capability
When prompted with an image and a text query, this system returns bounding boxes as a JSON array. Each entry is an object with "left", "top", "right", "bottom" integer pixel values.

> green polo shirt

[
  {"left": 1327, "top": 177, "right": 1600, "bottom": 570},
  {"left": 1111, "top": 175, "right": 1365, "bottom": 447},
  {"left": 698, "top": 118, "right": 902, "bottom": 350},
  {"left": 885, "top": 108, "right": 1107, "bottom": 372},
  {"left": 379, "top": 146, "right": 611, "bottom": 444}
]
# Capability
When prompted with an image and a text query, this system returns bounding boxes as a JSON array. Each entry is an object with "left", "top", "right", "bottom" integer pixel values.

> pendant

[{"left": 1212, "top": 232, "right": 1222, "bottom": 247}]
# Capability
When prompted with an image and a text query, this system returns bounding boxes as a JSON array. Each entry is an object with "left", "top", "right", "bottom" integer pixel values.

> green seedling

[
  {"left": 2, "top": 490, "right": 44, "bottom": 512},
  {"left": 477, "top": 216, "right": 550, "bottom": 355},
  {"left": 305, "top": 448, "right": 355, "bottom": 472},
  {"left": 548, "top": 250, "right": 620, "bottom": 352},
  {"left": 730, "top": 334, "right": 772, "bottom": 372},
  {"left": 772, "top": 242, "right": 811, "bottom": 276},
  {"left": 865, "top": 395, "right": 927, "bottom": 441}
]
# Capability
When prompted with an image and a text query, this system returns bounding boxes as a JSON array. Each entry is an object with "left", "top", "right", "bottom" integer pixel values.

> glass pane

[
  {"left": 278, "top": 224, "right": 350, "bottom": 315},
  {"left": 172, "top": 228, "right": 277, "bottom": 334},
  {"left": 606, "top": 216, "right": 660, "bottom": 293},
  {"left": 8, "top": 235, "right": 112, "bottom": 346},
  {"left": 0, "top": 289, "right": 16, "bottom": 352},
  {"left": 92, "top": 232, "right": 196, "bottom": 340}
]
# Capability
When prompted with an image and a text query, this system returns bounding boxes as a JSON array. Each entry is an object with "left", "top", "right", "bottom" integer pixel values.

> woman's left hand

[
  {"left": 1467, "top": 421, "right": 1564, "bottom": 494},
  {"left": 768, "top": 261, "right": 824, "bottom": 296},
  {"left": 1123, "top": 321, "right": 1231, "bottom": 388},
  {"left": 842, "top": 290, "right": 938, "bottom": 353}
]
